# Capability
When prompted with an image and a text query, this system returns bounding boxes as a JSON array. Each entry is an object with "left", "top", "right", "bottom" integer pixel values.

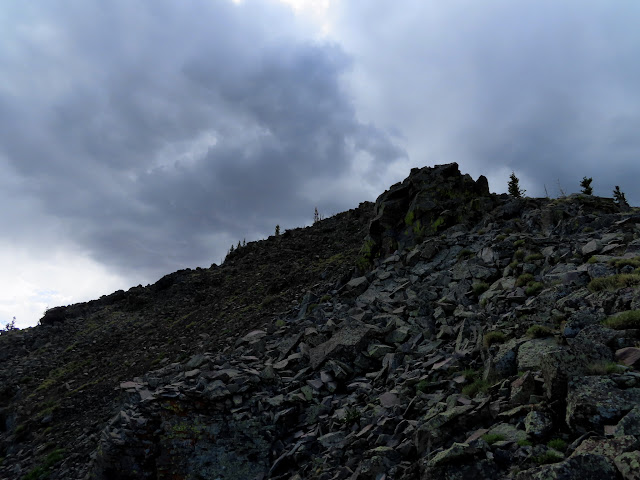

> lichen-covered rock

[
  {"left": 510, "top": 371, "right": 536, "bottom": 405},
  {"left": 517, "top": 338, "right": 560, "bottom": 371},
  {"left": 540, "top": 348, "right": 586, "bottom": 400},
  {"left": 614, "top": 451, "right": 640, "bottom": 480},
  {"left": 368, "top": 162, "right": 493, "bottom": 256},
  {"left": 525, "top": 411, "right": 553, "bottom": 439},
  {"left": 612, "top": 405, "right": 640, "bottom": 437},
  {"left": 566, "top": 376, "right": 640, "bottom": 433},
  {"left": 515, "top": 454, "right": 618, "bottom": 480},
  {"left": 485, "top": 338, "right": 524, "bottom": 381}
]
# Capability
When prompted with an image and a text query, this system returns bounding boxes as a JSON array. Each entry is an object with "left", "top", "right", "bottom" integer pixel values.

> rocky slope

[{"left": 3, "top": 163, "right": 640, "bottom": 479}]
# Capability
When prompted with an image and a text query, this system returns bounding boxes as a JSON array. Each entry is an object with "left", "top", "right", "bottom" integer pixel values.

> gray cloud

[
  {"left": 0, "top": 0, "right": 406, "bottom": 280},
  {"left": 334, "top": 0, "right": 640, "bottom": 202}
]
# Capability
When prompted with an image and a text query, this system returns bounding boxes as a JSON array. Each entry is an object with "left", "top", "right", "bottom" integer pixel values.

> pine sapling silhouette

[
  {"left": 508, "top": 172, "right": 525, "bottom": 198},
  {"left": 613, "top": 186, "right": 629, "bottom": 207},
  {"left": 275, "top": 224, "right": 280, "bottom": 236},
  {"left": 580, "top": 177, "right": 593, "bottom": 195}
]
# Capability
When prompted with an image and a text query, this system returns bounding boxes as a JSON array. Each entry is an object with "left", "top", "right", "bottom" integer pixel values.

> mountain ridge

[{"left": 2, "top": 163, "right": 640, "bottom": 479}]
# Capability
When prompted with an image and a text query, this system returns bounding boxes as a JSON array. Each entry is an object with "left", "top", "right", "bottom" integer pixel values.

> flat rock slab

[
  {"left": 615, "top": 347, "right": 640, "bottom": 367},
  {"left": 309, "top": 322, "right": 376, "bottom": 369},
  {"left": 517, "top": 338, "right": 560, "bottom": 371}
]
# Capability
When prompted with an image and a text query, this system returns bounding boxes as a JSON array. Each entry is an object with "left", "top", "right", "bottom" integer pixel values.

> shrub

[
  {"left": 472, "top": 282, "right": 489, "bottom": 297},
  {"left": 340, "top": 407, "right": 361, "bottom": 426},
  {"left": 580, "top": 177, "right": 593, "bottom": 195},
  {"left": 547, "top": 439, "right": 567, "bottom": 451},
  {"left": 602, "top": 310, "right": 640, "bottom": 329},
  {"left": 516, "top": 273, "right": 535, "bottom": 287},
  {"left": 513, "top": 239, "right": 525, "bottom": 247},
  {"left": 483, "top": 331, "right": 506, "bottom": 348},
  {"left": 457, "top": 248, "right": 474, "bottom": 260},
  {"left": 517, "top": 439, "right": 533, "bottom": 447},
  {"left": 610, "top": 256, "right": 640, "bottom": 269},
  {"left": 416, "top": 379, "right": 430, "bottom": 393},
  {"left": 536, "top": 451, "right": 564, "bottom": 465},
  {"left": 508, "top": 172, "right": 526, "bottom": 198},
  {"left": 613, "top": 186, "right": 629, "bottom": 206},
  {"left": 586, "top": 361, "right": 625, "bottom": 375},
  {"left": 482, "top": 433, "right": 505, "bottom": 445},
  {"left": 525, "top": 282, "right": 544, "bottom": 296},
  {"left": 508, "top": 261, "right": 519, "bottom": 269},
  {"left": 526, "top": 325, "right": 554, "bottom": 338},
  {"left": 514, "top": 249, "right": 526, "bottom": 261},
  {"left": 588, "top": 274, "right": 640, "bottom": 292},
  {"left": 462, "top": 378, "right": 490, "bottom": 397},
  {"left": 524, "top": 253, "right": 544, "bottom": 262}
]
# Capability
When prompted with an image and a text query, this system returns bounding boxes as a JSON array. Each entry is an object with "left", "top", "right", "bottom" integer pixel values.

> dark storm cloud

[
  {"left": 0, "top": 0, "right": 406, "bottom": 279},
  {"left": 336, "top": 0, "right": 640, "bottom": 203}
]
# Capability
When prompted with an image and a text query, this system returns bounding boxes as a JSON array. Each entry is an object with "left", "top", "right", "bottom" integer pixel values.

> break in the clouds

[{"left": 2, "top": 0, "right": 640, "bottom": 327}]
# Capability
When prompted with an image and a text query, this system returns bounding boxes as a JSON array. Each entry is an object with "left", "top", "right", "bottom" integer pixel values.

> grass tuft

[
  {"left": 472, "top": 282, "right": 489, "bottom": 297},
  {"left": 483, "top": 331, "right": 506, "bottom": 348},
  {"left": 526, "top": 325, "right": 554, "bottom": 338},
  {"left": 482, "top": 433, "right": 505, "bottom": 445},
  {"left": 602, "top": 310, "right": 640, "bottom": 329},
  {"left": 525, "top": 282, "right": 544, "bottom": 296},
  {"left": 516, "top": 273, "right": 535, "bottom": 287},
  {"left": 462, "top": 378, "right": 490, "bottom": 397},
  {"left": 588, "top": 274, "right": 640, "bottom": 292}
]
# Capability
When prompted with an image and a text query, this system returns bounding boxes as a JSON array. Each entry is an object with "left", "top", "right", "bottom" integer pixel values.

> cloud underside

[{"left": 0, "top": 0, "right": 406, "bottom": 279}]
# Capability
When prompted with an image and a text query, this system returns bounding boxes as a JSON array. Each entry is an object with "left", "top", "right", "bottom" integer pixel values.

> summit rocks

[{"left": 2, "top": 164, "right": 640, "bottom": 479}]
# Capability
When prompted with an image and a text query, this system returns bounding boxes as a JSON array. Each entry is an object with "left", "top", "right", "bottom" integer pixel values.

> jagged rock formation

[{"left": 2, "top": 163, "right": 640, "bottom": 479}]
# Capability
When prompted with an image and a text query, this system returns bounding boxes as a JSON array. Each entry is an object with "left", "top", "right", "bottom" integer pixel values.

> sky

[{"left": 2, "top": 0, "right": 640, "bottom": 328}]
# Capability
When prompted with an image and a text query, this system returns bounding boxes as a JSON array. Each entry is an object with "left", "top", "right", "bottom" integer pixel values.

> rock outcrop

[{"left": 2, "top": 164, "right": 640, "bottom": 480}]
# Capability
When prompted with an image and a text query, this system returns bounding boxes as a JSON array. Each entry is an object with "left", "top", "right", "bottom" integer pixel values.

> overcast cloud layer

[{"left": 2, "top": 0, "right": 640, "bottom": 327}]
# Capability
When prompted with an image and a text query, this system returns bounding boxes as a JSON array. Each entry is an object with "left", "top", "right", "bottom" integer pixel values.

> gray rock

[
  {"left": 524, "top": 411, "right": 553, "bottom": 439},
  {"left": 518, "top": 338, "right": 560, "bottom": 371},
  {"left": 614, "top": 451, "right": 640, "bottom": 480},
  {"left": 515, "top": 454, "right": 617, "bottom": 480},
  {"left": 566, "top": 376, "right": 640, "bottom": 433},
  {"left": 309, "top": 322, "right": 377, "bottom": 369},
  {"left": 345, "top": 276, "right": 370, "bottom": 297},
  {"left": 582, "top": 239, "right": 603, "bottom": 256}
]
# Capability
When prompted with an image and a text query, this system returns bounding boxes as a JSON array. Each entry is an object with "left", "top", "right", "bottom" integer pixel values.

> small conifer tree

[
  {"left": 580, "top": 177, "right": 593, "bottom": 195},
  {"left": 508, "top": 172, "right": 525, "bottom": 198},
  {"left": 613, "top": 186, "right": 628, "bottom": 206},
  {"left": 242, "top": 239, "right": 246, "bottom": 247},
  {"left": 229, "top": 244, "right": 235, "bottom": 253},
  {"left": 275, "top": 224, "right": 280, "bottom": 236},
  {"left": 314, "top": 207, "right": 319, "bottom": 224}
]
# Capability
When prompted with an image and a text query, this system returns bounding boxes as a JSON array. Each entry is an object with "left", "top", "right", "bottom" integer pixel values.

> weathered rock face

[
  {"left": 2, "top": 164, "right": 640, "bottom": 480},
  {"left": 369, "top": 162, "right": 494, "bottom": 256}
]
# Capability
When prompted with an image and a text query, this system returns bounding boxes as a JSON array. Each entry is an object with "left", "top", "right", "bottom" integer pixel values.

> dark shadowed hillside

[{"left": 2, "top": 163, "right": 640, "bottom": 480}]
